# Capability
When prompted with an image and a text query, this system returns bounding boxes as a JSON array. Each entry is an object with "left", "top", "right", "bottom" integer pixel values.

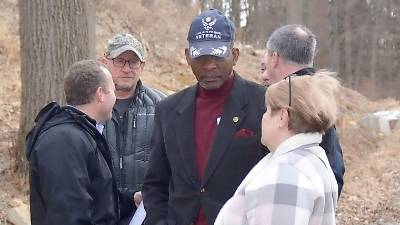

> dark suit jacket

[
  {"left": 293, "top": 67, "right": 345, "bottom": 195},
  {"left": 142, "top": 73, "right": 266, "bottom": 225}
]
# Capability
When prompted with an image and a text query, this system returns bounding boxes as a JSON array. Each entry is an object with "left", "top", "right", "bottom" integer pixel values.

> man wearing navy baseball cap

[
  {"left": 143, "top": 9, "right": 267, "bottom": 225},
  {"left": 187, "top": 9, "right": 235, "bottom": 59}
]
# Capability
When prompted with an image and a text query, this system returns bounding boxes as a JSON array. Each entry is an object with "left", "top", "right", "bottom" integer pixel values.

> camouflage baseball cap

[{"left": 105, "top": 33, "right": 145, "bottom": 61}]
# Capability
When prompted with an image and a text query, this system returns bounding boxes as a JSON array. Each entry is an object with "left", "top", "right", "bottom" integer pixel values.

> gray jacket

[{"left": 103, "top": 81, "right": 166, "bottom": 220}]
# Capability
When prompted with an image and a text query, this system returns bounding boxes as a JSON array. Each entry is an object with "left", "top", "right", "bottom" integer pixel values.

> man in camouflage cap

[{"left": 100, "top": 33, "right": 166, "bottom": 225}]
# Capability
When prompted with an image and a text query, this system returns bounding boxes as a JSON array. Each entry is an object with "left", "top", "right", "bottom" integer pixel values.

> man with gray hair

[
  {"left": 260, "top": 24, "right": 317, "bottom": 86},
  {"left": 260, "top": 24, "right": 345, "bottom": 195},
  {"left": 100, "top": 33, "right": 166, "bottom": 224}
]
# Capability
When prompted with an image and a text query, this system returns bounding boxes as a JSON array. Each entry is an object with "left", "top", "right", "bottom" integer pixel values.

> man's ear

[
  {"left": 95, "top": 86, "right": 104, "bottom": 103},
  {"left": 271, "top": 52, "right": 279, "bottom": 68},
  {"left": 140, "top": 60, "right": 146, "bottom": 69},
  {"left": 232, "top": 47, "right": 239, "bottom": 65},
  {"left": 184, "top": 48, "right": 191, "bottom": 66},
  {"left": 98, "top": 56, "right": 108, "bottom": 66}
]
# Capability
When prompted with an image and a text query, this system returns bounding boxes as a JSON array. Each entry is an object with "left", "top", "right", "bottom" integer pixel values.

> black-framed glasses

[
  {"left": 111, "top": 57, "right": 142, "bottom": 69},
  {"left": 284, "top": 74, "right": 297, "bottom": 108}
]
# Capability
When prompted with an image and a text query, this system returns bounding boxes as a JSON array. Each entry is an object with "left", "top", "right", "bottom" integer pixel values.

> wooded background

[
  {"left": 0, "top": 1, "right": 395, "bottom": 223},
  {"left": 187, "top": 0, "right": 400, "bottom": 100},
  {"left": 15, "top": 0, "right": 399, "bottom": 174}
]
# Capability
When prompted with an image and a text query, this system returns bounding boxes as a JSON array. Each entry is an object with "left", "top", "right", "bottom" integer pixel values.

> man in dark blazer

[
  {"left": 142, "top": 9, "right": 266, "bottom": 225},
  {"left": 259, "top": 24, "right": 345, "bottom": 195}
]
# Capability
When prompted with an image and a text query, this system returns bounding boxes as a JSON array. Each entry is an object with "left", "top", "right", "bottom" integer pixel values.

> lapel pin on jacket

[{"left": 233, "top": 116, "right": 239, "bottom": 123}]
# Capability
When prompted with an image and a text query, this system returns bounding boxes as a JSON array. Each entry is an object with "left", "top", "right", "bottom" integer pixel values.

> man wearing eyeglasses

[
  {"left": 100, "top": 33, "right": 166, "bottom": 225},
  {"left": 259, "top": 24, "right": 345, "bottom": 196}
]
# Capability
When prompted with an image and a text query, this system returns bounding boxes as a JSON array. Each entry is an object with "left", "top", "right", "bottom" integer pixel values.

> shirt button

[{"left": 200, "top": 188, "right": 205, "bottom": 193}]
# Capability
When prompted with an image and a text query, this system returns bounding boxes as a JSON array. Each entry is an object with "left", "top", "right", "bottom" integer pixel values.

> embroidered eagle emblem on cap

[{"left": 202, "top": 17, "right": 217, "bottom": 31}]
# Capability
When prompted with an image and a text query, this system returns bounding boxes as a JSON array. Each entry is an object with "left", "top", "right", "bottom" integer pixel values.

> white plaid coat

[{"left": 215, "top": 133, "right": 338, "bottom": 225}]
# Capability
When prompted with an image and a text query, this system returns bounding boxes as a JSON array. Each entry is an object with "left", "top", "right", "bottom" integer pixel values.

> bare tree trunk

[
  {"left": 16, "top": 0, "right": 96, "bottom": 176},
  {"left": 343, "top": 0, "right": 353, "bottom": 87},
  {"left": 302, "top": 0, "right": 309, "bottom": 25},
  {"left": 198, "top": 0, "right": 207, "bottom": 11},
  {"left": 286, "top": 0, "right": 303, "bottom": 24},
  {"left": 369, "top": 10, "right": 378, "bottom": 95},
  {"left": 306, "top": 0, "right": 329, "bottom": 68},
  {"left": 230, "top": 0, "right": 241, "bottom": 29},
  {"left": 244, "top": 0, "right": 284, "bottom": 48},
  {"left": 328, "top": 0, "right": 339, "bottom": 72},
  {"left": 200, "top": 0, "right": 223, "bottom": 10},
  {"left": 336, "top": 1, "right": 346, "bottom": 84},
  {"left": 353, "top": 38, "right": 364, "bottom": 90},
  {"left": 213, "top": 0, "right": 223, "bottom": 10}
]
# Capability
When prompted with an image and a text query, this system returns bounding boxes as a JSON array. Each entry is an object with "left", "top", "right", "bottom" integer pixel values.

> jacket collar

[
  {"left": 175, "top": 71, "right": 248, "bottom": 114},
  {"left": 269, "top": 132, "right": 322, "bottom": 160},
  {"left": 25, "top": 102, "right": 61, "bottom": 159},
  {"left": 26, "top": 103, "right": 101, "bottom": 160},
  {"left": 292, "top": 67, "right": 315, "bottom": 76},
  {"left": 129, "top": 80, "right": 144, "bottom": 106},
  {"left": 64, "top": 105, "right": 97, "bottom": 126},
  {"left": 134, "top": 80, "right": 144, "bottom": 95}
]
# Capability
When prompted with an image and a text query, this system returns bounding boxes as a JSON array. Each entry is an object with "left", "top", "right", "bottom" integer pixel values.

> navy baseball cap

[{"left": 187, "top": 9, "right": 235, "bottom": 59}]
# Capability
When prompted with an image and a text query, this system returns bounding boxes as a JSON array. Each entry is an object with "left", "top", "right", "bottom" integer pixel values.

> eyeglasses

[
  {"left": 111, "top": 57, "right": 142, "bottom": 69},
  {"left": 284, "top": 74, "right": 297, "bottom": 108}
]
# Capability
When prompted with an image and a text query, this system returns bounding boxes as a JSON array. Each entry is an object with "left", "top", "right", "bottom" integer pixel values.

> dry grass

[{"left": 0, "top": 0, "right": 21, "bottom": 134}]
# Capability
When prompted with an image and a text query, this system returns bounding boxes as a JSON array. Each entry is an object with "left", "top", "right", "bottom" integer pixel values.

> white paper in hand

[{"left": 129, "top": 201, "right": 146, "bottom": 225}]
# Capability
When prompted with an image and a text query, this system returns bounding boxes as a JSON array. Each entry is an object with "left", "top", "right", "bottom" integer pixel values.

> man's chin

[
  {"left": 199, "top": 79, "right": 225, "bottom": 90},
  {"left": 200, "top": 83, "right": 222, "bottom": 90},
  {"left": 115, "top": 84, "right": 135, "bottom": 92}
]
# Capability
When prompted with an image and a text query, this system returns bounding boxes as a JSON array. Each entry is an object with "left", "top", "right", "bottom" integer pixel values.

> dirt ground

[
  {"left": 335, "top": 95, "right": 400, "bottom": 224},
  {"left": 0, "top": 1, "right": 400, "bottom": 224}
]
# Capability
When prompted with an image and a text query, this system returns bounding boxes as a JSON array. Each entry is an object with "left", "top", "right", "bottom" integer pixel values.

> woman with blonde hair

[{"left": 215, "top": 70, "right": 340, "bottom": 225}]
